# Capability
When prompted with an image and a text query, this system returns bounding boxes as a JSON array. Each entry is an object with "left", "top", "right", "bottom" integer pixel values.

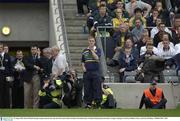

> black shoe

[{"left": 85, "top": 104, "right": 92, "bottom": 109}]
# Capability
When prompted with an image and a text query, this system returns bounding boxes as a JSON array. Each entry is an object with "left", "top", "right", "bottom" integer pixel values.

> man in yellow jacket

[{"left": 139, "top": 81, "right": 167, "bottom": 109}]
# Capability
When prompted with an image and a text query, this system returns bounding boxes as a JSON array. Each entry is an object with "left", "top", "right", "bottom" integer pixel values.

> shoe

[{"left": 85, "top": 104, "right": 92, "bottom": 109}]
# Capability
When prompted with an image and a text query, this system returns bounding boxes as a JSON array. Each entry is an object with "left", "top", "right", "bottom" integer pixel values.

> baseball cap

[{"left": 151, "top": 80, "right": 157, "bottom": 85}]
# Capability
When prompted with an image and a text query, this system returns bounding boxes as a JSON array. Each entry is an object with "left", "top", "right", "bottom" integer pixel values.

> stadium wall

[
  {"left": 107, "top": 83, "right": 180, "bottom": 109},
  {"left": 0, "top": 3, "right": 49, "bottom": 45}
]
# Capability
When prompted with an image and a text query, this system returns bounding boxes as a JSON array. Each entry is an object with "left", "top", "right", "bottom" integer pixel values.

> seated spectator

[
  {"left": 136, "top": 29, "right": 150, "bottom": 53},
  {"left": 154, "top": 0, "right": 171, "bottom": 27},
  {"left": 172, "top": 53, "right": 180, "bottom": 74},
  {"left": 172, "top": 15, "right": 180, "bottom": 45},
  {"left": 131, "top": 18, "right": 145, "bottom": 43},
  {"left": 107, "top": 23, "right": 131, "bottom": 66},
  {"left": 87, "top": 0, "right": 113, "bottom": 31},
  {"left": 157, "top": 33, "right": 176, "bottom": 68},
  {"left": 175, "top": 42, "right": 180, "bottom": 55},
  {"left": 112, "top": 0, "right": 129, "bottom": 18},
  {"left": 92, "top": 4, "right": 113, "bottom": 33},
  {"left": 171, "top": 0, "right": 180, "bottom": 14},
  {"left": 139, "top": 43, "right": 157, "bottom": 65},
  {"left": 140, "top": 39, "right": 158, "bottom": 56},
  {"left": 150, "top": 18, "right": 172, "bottom": 39},
  {"left": 129, "top": 8, "right": 146, "bottom": 29},
  {"left": 125, "top": 0, "right": 151, "bottom": 18},
  {"left": 146, "top": 8, "right": 159, "bottom": 27},
  {"left": 118, "top": 36, "right": 138, "bottom": 82},
  {"left": 112, "top": 8, "right": 128, "bottom": 30},
  {"left": 153, "top": 22, "right": 173, "bottom": 47}
]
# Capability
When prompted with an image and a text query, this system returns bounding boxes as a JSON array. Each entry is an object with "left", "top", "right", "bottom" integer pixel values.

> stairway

[{"left": 63, "top": 0, "right": 89, "bottom": 74}]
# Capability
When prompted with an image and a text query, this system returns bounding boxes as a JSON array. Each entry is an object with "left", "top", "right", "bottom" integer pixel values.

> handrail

[{"left": 57, "top": 0, "right": 72, "bottom": 68}]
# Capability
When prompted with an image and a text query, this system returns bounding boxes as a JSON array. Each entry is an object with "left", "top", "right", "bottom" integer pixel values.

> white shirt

[
  {"left": 175, "top": 43, "right": 180, "bottom": 55},
  {"left": 157, "top": 46, "right": 176, "bottom": 59},
  {"left": 140, "top": 46, "right": 158, "bottom": 56},
  {"left": 52, "top": 53, "right": 68, "bottom": 77},
  {"left": 150, "top": 27, "right": 172, "bottom": 38},
  {"left": 157, "top": 42, "right": 174, "bottom": 49}
]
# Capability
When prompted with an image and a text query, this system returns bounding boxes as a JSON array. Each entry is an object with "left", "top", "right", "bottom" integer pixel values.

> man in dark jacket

[{"left": 0, "top": 43, "right": 13, "bottom": 108}]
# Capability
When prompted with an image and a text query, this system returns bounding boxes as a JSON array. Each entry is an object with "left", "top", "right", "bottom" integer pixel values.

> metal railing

[{"left": 56, "top": 0, "right": 72, "bottom": 68}]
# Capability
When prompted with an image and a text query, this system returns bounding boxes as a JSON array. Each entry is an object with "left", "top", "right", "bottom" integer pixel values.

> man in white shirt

[
  {"left": 125, "top": 0, "right": 151, "bottom": 18},
  {"left": 51, "top": 45, "right": 68, "bottom": 79},
  {"left": 150, "top": 18, "right": 172, "bottom": 39},
  {"left": 157, "top": 33, "right": 176, "bottom": 68}
]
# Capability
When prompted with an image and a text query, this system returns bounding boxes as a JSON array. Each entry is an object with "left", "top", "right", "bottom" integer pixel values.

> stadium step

[{"left": 63, "top": 0, "right": 89, "bottom": 74}]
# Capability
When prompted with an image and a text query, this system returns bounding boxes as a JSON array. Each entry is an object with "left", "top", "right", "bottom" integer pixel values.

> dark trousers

[
  {"left": 83, "top": 71, "right": 102, "bottom": 106},
  {"left": 77, "top": 0, "right": 85, "bottom": 14},
  {"left": 43, "top": 102, "right": 61, "bottom": 109},
  {"left": 0, "top": 77, "right": 10, "bottom": 108},
  {"left": 12, "top": 84, "right": 24, "bottom": 108},
  {"left": 144, "top": 97, "right": 167, "bottom": 109}
]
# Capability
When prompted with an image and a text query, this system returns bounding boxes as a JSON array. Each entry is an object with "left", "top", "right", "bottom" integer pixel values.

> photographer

[
  {"left": 62, "top": 69, "right": 83, "bottom": 108},
  {"left": 38, "top": 78, "right": 63, "bottom": 108}
]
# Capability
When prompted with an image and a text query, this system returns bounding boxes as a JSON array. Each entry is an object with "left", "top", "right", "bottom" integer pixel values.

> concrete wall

[
  {"left": 106, "top": 83, "right": 180, "bottom": 109},
  {"left": 0, "top": 3, "right": 49, "bottom": 43}
]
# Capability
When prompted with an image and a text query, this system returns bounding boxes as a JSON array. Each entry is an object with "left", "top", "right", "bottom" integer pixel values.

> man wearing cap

[{"left": 139, "top": 81, "right": 167, "bottom": 109}]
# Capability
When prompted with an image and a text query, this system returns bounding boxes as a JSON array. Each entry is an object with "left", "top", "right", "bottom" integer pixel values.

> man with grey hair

[{"left": 51, "top": 45, "right": 68, "bottom": 79}]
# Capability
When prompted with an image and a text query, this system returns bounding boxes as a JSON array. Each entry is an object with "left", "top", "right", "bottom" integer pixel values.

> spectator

[
  {"left": 12, "top": 50, "right": 25, "bottom": 108},
  {"left": 150, "top": 18, "right": 172, "bottom": 39},
  {"left": 107, "top": 23, "right": 131, "bottom": 66},
  {"left": 129, "top": 8, "right": 146, "bottom": 28},
  {"left": 136, "top": 29, "right": 150, "bottom": 53},
  {"left": 118, "top": 36, "right": 138, "bottom": 82},
  {"left": 154, "top": 0, "right": 171, "bottom": 27},
  {"left": 172, "top": 15, "right": 180, "bottom": 45},
  {"left": 0, "top": 43, "right": 13, "bottom": 108},
  {"left": 93, "top": 4, "right": 113, "bottom": 33},
  {"left": 139, "top": 42, "right": 157, "bottom": 65},
  {"left": 146, "top": 8, "right": 159, "bottom": 27},
  {"left": 81, "top": 36, "right": 102, "bottom": 108},
  {"left": 153, "top": 22, "right": 173, "bottom": 47},
  {"left": 125, "top": 0, "right": 151, "bottom": 18},
  {"left": 112, "top": 0, "right": 129, "bottom": 18},
  {"left": 51, "top": 45, "right": 68, "bottom": 79},
  {"left": 131, "top": 18, "right": 145, "bottom": 43},
  {"left": 157, "top": 33, "right": 176, "bottom": 68},
  {"left": 76, "top": 0, "right": 88, "bottom": 16},
  {"left": 140, "top": 39, "right": 158, "bottom": 56},
  {"left": 112, "top": 8, "right": 128, "bottom": 29},
  {"left": 139, "top": 81, "right": 167, "bottom": 109},
  {"left": 23, "top": 45, "right": 42, "bottom": 108}
]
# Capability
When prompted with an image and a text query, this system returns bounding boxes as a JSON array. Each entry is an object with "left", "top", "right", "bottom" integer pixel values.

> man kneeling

[{"left": 139, "top": 81, "right": 167, "bottom": 109}]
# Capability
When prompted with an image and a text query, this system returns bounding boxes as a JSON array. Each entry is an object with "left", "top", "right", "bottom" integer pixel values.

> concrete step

[
  {"left": 69, "top": 46, "right": 86, "bottom": 53},
  {"left": 63, "top": 0, "right": 76, "bottom": 4},
  {"left": 66, "top": 27, "right": 84, "bottom": 34},
  {"left": 70, "top": 53, "right": 82, "bottom": 60},
  {"left": 65, "top": 19, "right": 87, "bottom": 26},
  {"left": 72, "top": 65, "right": 83, "bottom": 73},
  {"left": 67, "top": 33, "right": 88, "bottom": 40},
  {"left": 69, "top": 42, "right": 88, "bottom": 47}
]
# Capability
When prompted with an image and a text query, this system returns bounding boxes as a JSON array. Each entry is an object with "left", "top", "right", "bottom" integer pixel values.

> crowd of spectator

[{"left": 77, "top": 0, "right": 180, "bottom": 82}]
